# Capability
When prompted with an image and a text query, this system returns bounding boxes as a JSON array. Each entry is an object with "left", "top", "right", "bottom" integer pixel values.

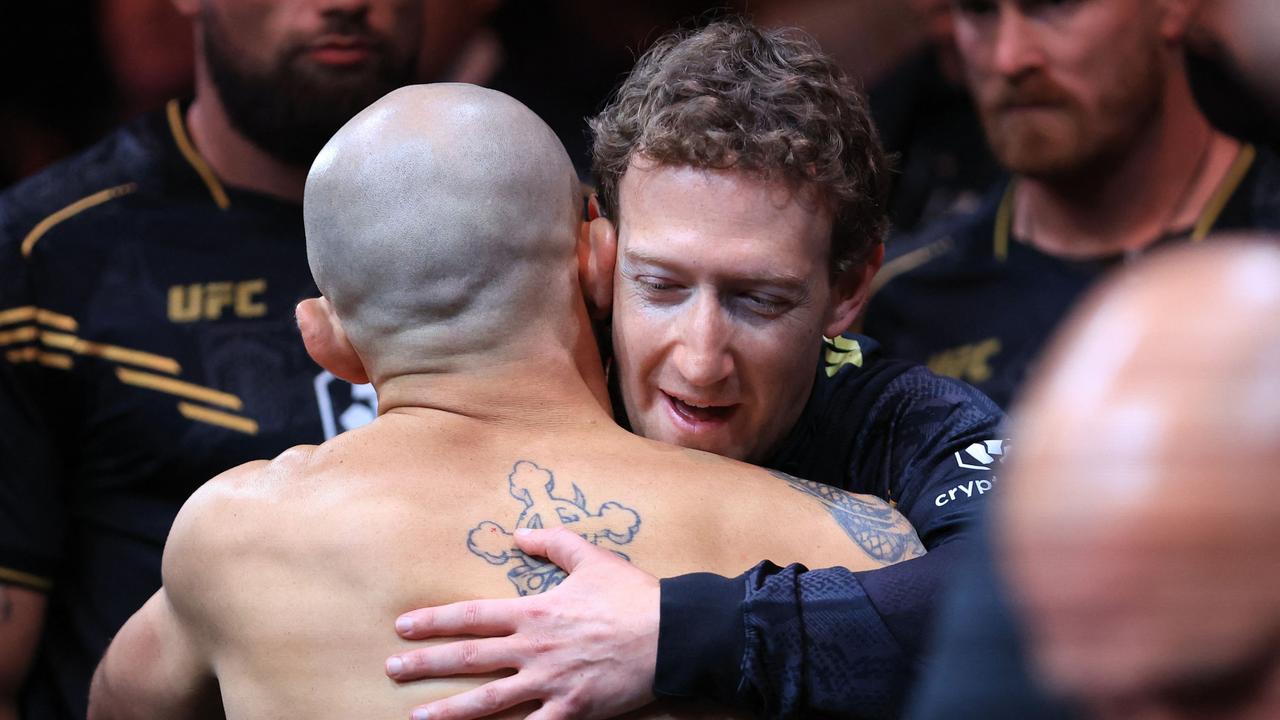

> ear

[
  {"left": 296, "top": 298, "right": 370, "bottom": 385},
  {"left": 579, "top": 213, "right": 618, "bottom": 319},
  {"left": 1158, "top": 0, "right": 1200, "bottom": 41},
  {"left": 823, "top": 243, "right": 885, "bottom": 338}
]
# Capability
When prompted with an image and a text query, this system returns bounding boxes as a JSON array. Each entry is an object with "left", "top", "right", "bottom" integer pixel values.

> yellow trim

[
  {"left": 0, "top": 306, "right": 35, "bottom": 326},
  {"left": 992, "top": 182, "right": 1015, "bottom": 262},
  {"left": 1191, "top": 144, "right": 1257, "bottom": 242},
  {"left": 166, "top": 99, "right": 230, "bottom": 210},
  {"left": 178, "top": 402, "right": 258, "bottom": 435},
  {"left": 0, "top": 307, "right": 78, "bottom": 332},
  {"left": 6, "top": 347, "right": 37, "bottom": 363},
  {"left": 36, "top": 308, "right": 78, "bottom": 332},
  {"left": 21, "top": 184, "right": 138, "bottom": 258},
  {"left": 116, "top": 367, "right": 243, "bottom": 410},
  {"left": 40, "top": 331, "right": 181, "bottom": 375},
  {"left": 6, "top": 346, "right": 74, "bottom": 370},
  {"left": 37, "top": 352, "right": 73, "bottom": 370},
  {"left": 870, "top": 236, "right": 953, "bottom": 296},
  {"left": 0, "top": 326, "right": 37, "bottom": 346},
  {"left": 0, "top": 566, "right": 53, "bottom": 592}
]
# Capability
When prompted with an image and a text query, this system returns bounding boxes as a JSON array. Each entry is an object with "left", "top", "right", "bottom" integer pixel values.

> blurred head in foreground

[{"left": 997, "top": 240, "right": 1280, "bottom": 720}]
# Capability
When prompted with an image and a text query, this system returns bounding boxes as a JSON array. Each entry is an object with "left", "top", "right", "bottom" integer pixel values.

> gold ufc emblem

[
  {"left": 927, "top": 337, "right": 1002, "bottom": 384},
  {"left": 168, "top": 279, "right": 267, "bottom": 322}
]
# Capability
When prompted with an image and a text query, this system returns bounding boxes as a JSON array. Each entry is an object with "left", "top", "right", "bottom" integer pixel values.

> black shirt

[
  {"left": 865, "top": 145, "right": 1280, "bottom": 409},
  {"left": 0, "top": 101, "right": 371, "bottom": 719}
]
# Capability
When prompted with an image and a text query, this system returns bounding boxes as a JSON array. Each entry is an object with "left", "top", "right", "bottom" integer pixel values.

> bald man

[
  {"left": 999, "top": 241, "right": 1280, "bottom": 720},
  {"left": 911, "top": 241, "right": 1280, "bottom": 719},
  {"left": 84, "top": 84, "right": 925, "bottom": 720}
]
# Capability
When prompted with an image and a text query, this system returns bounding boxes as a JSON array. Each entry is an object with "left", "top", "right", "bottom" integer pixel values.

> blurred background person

[
  {"left": 0, "top": 1, "right": 428, "bottom": 718},
  {"left": 911, "top": 239, "right": 1280, "bottom": 720},
  {"left": 864, "top": 0, "right": 1280, "bottom": 410}
]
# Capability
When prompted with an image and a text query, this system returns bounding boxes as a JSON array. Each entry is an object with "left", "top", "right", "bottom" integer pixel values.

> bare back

[{"left": 164, "top": 410, "right": 922, "bottom": 719}]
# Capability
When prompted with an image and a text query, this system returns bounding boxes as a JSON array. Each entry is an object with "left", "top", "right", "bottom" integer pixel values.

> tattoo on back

[
  {"left": 468, "top": 461, "right": 642, "bottom": 595},
  {"left": 770, "top": 470, "right": 926, "bottom": 563}
]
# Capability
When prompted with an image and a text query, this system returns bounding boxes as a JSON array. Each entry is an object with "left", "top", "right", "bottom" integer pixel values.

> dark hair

[{"left": 589, "top": 18, "right": 889, "bottom": 273}]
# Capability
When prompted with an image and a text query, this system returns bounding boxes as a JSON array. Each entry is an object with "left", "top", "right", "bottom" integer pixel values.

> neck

[
  {"left": 374, "top": 352, "right": 614, "bottom": 430},
  {"left": 1015, "top": 65, "right": 1241, "bottom": 259},
  {"left": 185, "top": 60, "right": 308, "bottom": 203}
]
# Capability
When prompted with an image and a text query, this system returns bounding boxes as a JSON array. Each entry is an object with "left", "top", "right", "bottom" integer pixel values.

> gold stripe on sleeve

[
  {"left": 0, "top": 566, "right": 53, "bottom": 592},
  {"left": 35, "top": 309, "right": 77, "bottom": 332},
  {"left": 20, "top": 184, "right": 139, "bottom": 258},
  {"left": 40, "top": 331, "right": 181, "bottom": 375},
  {"left": 178, "top": 402, "right": 259, "bottom": 435},
  {"left": 116, "top": 367, "right": 243, "bottom": 410},
  {"left": 0, "top": 307, "right": 36, "bottom": 327},
  {"left": 36, "top": 352, "right": 73, "bottom": 370},
  {"left": 166, "top": 99, "right": 231, "bottom": 210},
  {"left": 5, "top": 347, "right": 37, "bottom": 363},
  {"left": 0, "top": 326, "right": 37, "bottom": 347},
  {"left": 0, "top": 308, "right": 77, "bottom": 332}
]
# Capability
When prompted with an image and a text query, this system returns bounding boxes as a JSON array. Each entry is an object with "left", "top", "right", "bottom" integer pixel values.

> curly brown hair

[{"left": 589, "top": 18, "right": 889, "bottom": 274}]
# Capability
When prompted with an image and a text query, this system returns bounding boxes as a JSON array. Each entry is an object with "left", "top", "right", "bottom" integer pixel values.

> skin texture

[
  {"left": 997, "top": 241, "right": 1280, "bottom": 720},
  {"left": 87, "top": 84, "right": 924, "bottom": 720},
  {"left": 952, "top": 0, "right": 1243, "bottom": 259},
  {"left": 609, "top": 162, "right": 870, "bottom": 464}
]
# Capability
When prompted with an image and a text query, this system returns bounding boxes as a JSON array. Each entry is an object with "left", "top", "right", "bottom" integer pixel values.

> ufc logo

[{"left": 168, "top": 280, "right": 267, "bottom": 322}]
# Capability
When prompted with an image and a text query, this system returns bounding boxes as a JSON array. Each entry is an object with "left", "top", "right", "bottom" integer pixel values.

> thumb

[{"left": 515, "top": 526, "right": 608, "bottom": 573}]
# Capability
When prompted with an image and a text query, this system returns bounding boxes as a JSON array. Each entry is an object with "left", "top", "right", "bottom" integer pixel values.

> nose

[
  {"left": 671, "top": 292, "right": 735, "bottom": 388},
  {"left": 992, "top": 5, "right": 1045, "bottom": 78}
]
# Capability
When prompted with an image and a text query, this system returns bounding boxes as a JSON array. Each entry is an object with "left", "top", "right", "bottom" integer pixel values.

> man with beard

[
  {"left": 0, "top": 1, "right": 421, "bottom": 718},
  {"left": 863, "top": 0, "right": 1280, "bottom": 410}
]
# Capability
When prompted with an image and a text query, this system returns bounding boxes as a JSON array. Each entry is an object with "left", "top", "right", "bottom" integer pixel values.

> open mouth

[{"left": 664, "top": 392, "right": 735, "bottom": 425}]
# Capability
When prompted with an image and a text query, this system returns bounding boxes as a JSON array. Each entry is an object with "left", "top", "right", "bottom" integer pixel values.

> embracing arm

[
  {"left": 655, "top": 369, "right": 1006, "bottom": 717},
  {"left": 88, "top": 590, "right": 222, "bottom": 720}
]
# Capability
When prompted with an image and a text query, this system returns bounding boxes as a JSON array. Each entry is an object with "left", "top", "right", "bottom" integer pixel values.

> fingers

[
  {"left": 409, "top": 676, "right": 539, "bottom": 720},
  {"left": 396, "top": 598, "right": 520, "bottom": 640},
  {"left": 386, "top": 637, "right": 524, "bottom": 681},
  {"left": 513, "top": 526, "right": 609, "bottom": 573}
]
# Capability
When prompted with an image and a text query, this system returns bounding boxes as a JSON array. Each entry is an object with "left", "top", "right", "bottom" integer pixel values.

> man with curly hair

[{"left": 387, "top": 20, "right": 1005, "bottom": 720}]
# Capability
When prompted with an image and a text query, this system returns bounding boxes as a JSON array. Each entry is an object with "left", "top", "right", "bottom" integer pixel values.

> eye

[
  {"left": 739, "top": 292, "right": 789, "bottom": 317},
  {"left": 634, "top": 275, "right": 682, "bottom": 293}
]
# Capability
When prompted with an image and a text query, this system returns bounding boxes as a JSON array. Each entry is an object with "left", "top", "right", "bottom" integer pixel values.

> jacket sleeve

[{"left": 653, "top": 369, "right": 1006, "bottom": 718}]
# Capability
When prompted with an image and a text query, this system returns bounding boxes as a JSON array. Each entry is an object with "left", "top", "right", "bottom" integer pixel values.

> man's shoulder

[
  {"left": 164, "top": 448, "right": 318, "bottom": 561},
  {"left": 2, "top": 113, "right": 167, "bottom": 223},
  {"left": 872, "top": 180, "right": 1011, "bottom": 296},
  {"left": 820, "top": 339, "right": 1002, "bottom": 426},
  {"left": 0, "top": 108, "right": 197, "bottom": 261},
  {"left": 774, "top": 335, "right": 1003, "bottom": 489}
]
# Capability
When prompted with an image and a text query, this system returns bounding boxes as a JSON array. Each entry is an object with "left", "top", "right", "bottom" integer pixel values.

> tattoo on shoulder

[
  {"left": 769, "top": 470, "right": 926, "bottom": 563},
  {"left": 467, "top": 461, "right": 642, "bottom": 595}
]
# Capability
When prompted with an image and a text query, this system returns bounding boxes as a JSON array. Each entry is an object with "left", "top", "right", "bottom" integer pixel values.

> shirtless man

[{"left": 84, "top": 83, "right": 924, "bottom": 720}]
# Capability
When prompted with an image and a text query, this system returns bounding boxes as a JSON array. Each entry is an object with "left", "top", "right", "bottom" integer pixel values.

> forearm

[{"left": 656, "top": 544, "right": 968, "bottom": 719}]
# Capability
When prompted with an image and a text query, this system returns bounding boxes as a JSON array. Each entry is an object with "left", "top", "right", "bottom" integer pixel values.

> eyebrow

[{"left": 621, "top": 248, "right": 811, "bottom": 291}]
